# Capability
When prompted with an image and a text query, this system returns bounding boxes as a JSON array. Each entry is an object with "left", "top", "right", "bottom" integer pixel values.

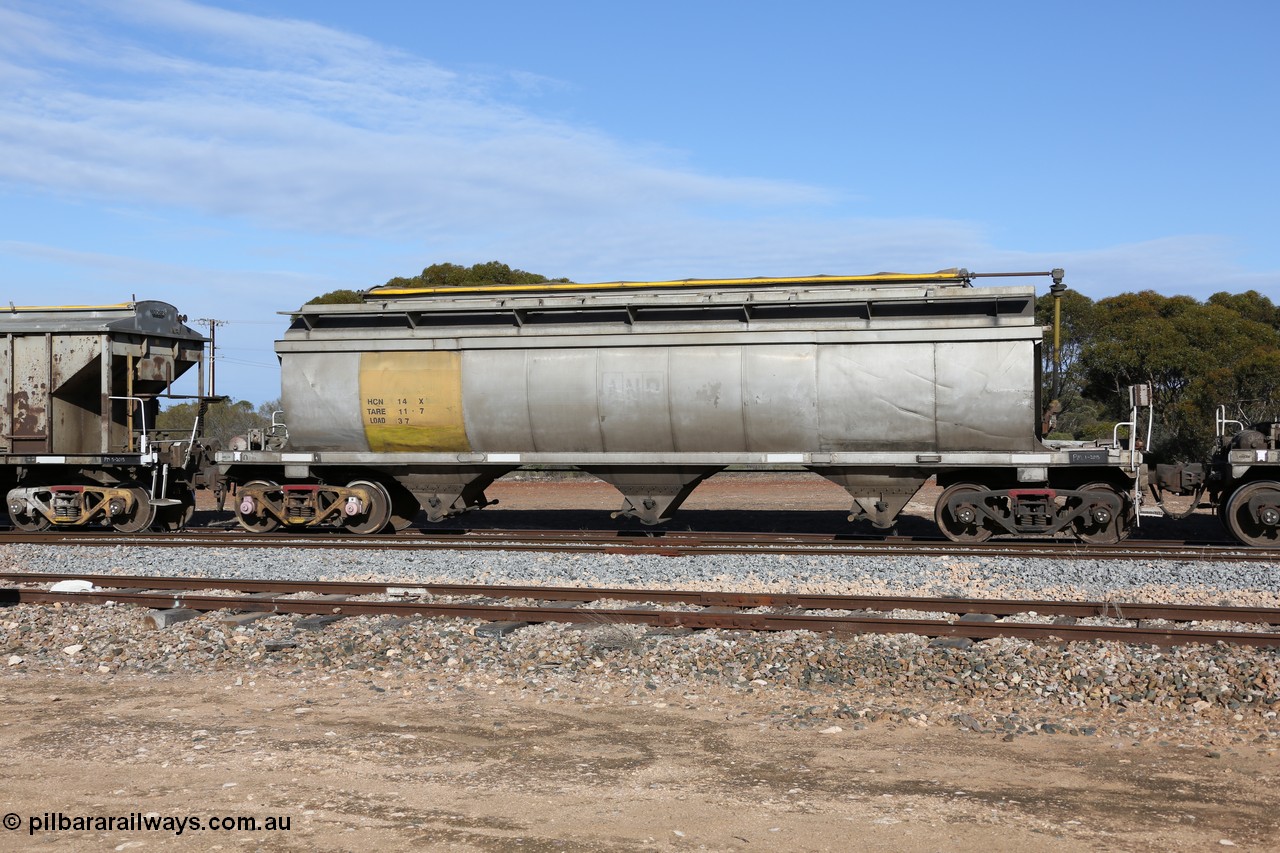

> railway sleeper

[
  {"left": 144, "top": 607, "right": 200, "bottom": 630},
  {"left": 294, "top": 614, "right": 347, "bottom": 632},
  {"left": 474, "top": 620, "right": 531, "bottom": 638}
]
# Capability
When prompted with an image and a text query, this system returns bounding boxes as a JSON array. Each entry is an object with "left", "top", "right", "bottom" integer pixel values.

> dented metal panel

[
  {"left": 936, "top": 339, "right": 1038, "bottom": 451},
  {"left": 668, "top": 346, "right": 746, "bottom": 452},
  {"left": 526, "top": 349, "right": 604, "bottom": 453},
  {"left": 462, "top": 349, "right": 534, "bottom": 449},
  {"left": 817, "top": 343, "right": 937, "bottom": 451},
  {"left": 281, "top": 351, "right": 367, "bottom": 451},
  {"left": 742, "top": 344, "right": 819, "bottom": 451},
  {"left": 597, "top": 348, "right": 674, "bottom": 453}
]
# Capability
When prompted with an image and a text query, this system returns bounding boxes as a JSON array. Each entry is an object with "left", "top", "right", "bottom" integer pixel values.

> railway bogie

[
  {"left": 231, "top": 476, "right": 413, "bottom": 534},
  {"left": 930, "top": 472, "right": 1135, "bottom": 544},
  {"left": 7, "top": 481, "right": 155, "bottom": 532}
]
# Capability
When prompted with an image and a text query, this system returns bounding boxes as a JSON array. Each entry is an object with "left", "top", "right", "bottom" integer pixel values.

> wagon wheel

[
  {"left": 113, "top": 487, "right": 158, "bottom": 533},
  {"left": 235, "top": 480, "right": 281, "bottom": 533},
  {"left": 344, "top": 480, "right": 393, "bottom": 535},
  {"left": 7, "top": 505, "right": 50, "bottom": 532},
  {"left": 1223, "top": 480, "right": 1280, "bottom": 547},
  {"left": 935, "top": 483, "right": 993, "bottom": 543},
  {"left": 1073, "top": 482, "right": 1131, "bottom": 545}
]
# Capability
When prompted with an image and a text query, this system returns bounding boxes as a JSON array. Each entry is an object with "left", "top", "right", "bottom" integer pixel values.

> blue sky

[{"left": 1, "top": 0, "right": 1277, "bottom": 404}]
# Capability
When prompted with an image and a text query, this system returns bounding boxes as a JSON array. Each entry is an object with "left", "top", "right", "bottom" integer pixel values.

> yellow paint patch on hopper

[{"left": 359, "top": 351, "right": 470, "bottom": 452}]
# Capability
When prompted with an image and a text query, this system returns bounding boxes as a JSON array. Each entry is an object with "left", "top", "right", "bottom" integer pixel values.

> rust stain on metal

[
  {"left": 137, "top": 354, "right": 174, "bottom": 383},
  {"left": 10, "top": 390, "right": 46, "bottom": 434}
]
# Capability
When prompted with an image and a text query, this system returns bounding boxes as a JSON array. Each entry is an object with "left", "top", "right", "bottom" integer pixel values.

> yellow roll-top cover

[
  {"left": 367, "top": 269, "right": 972, "bottom": 298},
  {"left": 6, "top": 302, "right": 135, "bottom": 312}
]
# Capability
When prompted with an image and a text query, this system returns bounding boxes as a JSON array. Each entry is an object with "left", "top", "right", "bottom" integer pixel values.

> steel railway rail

[
  {"left": 0, "top": 525, "right": 1271, "bottom": 561},
  {"left": 4, "top": 571, "right": 1279, "bottom": 648}
]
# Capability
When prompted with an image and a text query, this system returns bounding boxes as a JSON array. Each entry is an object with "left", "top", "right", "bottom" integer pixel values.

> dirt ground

[{"left": 0, "top": 673, "right": 1276, "bottom": 852}]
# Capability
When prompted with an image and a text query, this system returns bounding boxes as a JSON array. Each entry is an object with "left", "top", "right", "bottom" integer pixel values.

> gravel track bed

[
  {"left": 3, "top": 543, "right": 1279, "bottom": 749},
  {"left": 5, "top": 543, "right": 1280, "bottom": 605}
]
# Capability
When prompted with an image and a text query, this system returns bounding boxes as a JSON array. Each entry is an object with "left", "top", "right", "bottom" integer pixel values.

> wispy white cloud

[
  {"left": 0, "top": 0, "right": 1274, "bottom": 321},
  {"left": 0, "top": 0, "right": 829, "bottom": 237}
]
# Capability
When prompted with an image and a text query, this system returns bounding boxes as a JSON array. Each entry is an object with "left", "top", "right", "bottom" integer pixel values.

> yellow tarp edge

[
  {"left": 367, "top": 271, "right": 969, "bottom": 298},
  {"left": 5, "top": 303, "right": 135, "bottom": 312}
]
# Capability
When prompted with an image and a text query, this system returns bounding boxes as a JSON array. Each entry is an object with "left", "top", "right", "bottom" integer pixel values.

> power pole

[{"left": 198, "top": 318, "right": 226, "bottom": 397}]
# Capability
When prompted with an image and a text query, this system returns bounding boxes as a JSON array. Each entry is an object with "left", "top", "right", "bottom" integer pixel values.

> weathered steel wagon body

[
  {"left": 218, "top": 270, "right": 1145, "bottom": 542},
  {"left": 0, "top": 301, "right": 206, "bottom": 531}
]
